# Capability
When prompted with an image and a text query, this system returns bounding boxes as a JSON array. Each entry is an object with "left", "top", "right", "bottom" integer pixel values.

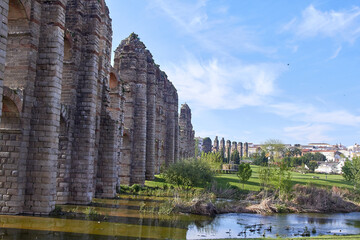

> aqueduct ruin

[{"left": 0, "top": 0, "right": 194, "bottom": 215}]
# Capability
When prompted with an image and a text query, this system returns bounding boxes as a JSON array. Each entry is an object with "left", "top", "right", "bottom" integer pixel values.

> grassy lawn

[
  {"left": 146, "top": 165, "right": 353, "bottom": 192},
  {"left": 214, "top": 165, "right": 353, "bottom": 191}
]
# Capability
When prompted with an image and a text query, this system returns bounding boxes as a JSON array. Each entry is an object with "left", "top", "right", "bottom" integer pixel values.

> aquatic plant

[
  {"left": 83, "top": 207, "right": 101, "bottom": 220},
  {"left": 50, "top": 205, "right": 63, "bottom": 216}
]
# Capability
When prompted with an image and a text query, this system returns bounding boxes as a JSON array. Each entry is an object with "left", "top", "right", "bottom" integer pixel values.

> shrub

[
  {"left": 130, "top": 184, "right": 142, "bottom": 193},
  {"left": 237, "top": 163, "right": 252, "bottom": 189},
  {"left": 161, "top": 158, "right": 214, "bottom": 191},
  {"left": 84, "top": 207, "right": 101, "bottom": 220}
]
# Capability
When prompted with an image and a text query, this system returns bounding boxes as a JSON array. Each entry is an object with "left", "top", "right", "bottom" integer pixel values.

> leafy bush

[
  {"left": 259, "top": 163, "right": 292, "bottom": 199},
  {"left": 130, "top": 184, "right": 142, "bottom": 193},
  {"left": 252, "top": 151, "right": 268, "bottom": 166},
  {"left": 342, "top": 157, "right": 360, "bottom": 190},
  {"left": 161, "top": 159, "right": 214, "bottom": 191},
  {"left": 237, "top": 163, "right": 252, "bottom": 189},
  {"left": 307, "top": 161, "right": 319, "bottom": 172},
  {"left": 200, "top": 152, "right": 223, "bottom": 170}
]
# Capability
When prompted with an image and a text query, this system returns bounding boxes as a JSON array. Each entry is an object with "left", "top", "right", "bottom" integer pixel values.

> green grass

[
  {"left": 214, "top": 165, "right": 353, "bottom": 192},
  {"left": 146, "top": 165, "right": 354, "bottom": 192}
]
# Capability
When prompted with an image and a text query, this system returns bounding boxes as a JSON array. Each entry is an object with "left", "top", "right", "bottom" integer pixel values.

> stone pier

[
  {"left": 179, "top": 104, "right": 195, "bottom": 159},
  {"left": 0, "top": 1, "right": 195, "bottom": 215}
]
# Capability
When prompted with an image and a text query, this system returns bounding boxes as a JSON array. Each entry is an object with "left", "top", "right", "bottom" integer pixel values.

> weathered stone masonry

[
  {"left": 211, "top": 136, "right": 249, "bottom": 160},
  {"left": 0, "top": 0, "right": 122, "bottom": 215},
  {"left": 113, "top": 34, "right": 183, "bottom": 185},
  {"left": 179, "top": 103, "right": 195, "bottom": 159},
  {"left": 0, "top": 1, "right": 195, "bottom": 215},
  {"left": 0, "top": 0, "right": 8, "bottom": 121}
]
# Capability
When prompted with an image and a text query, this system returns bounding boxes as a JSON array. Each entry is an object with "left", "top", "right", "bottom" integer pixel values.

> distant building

[
  {"left": 315, "top": 162, "right": 344, "bottom": 174},
  {"left": 348, "top": 143, "right": 360, "bottom": 159}
]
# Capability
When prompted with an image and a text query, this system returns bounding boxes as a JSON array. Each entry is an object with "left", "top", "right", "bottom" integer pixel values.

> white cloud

[
  {"left": 151, "top": 0, "right": 277, "bottom": 55},
  {"left": 270, "top": 102, "right": 360, "bottom": 126},
  {"left": 284, "top": 124, "right": 333, "bottom": 143},
  {"left": 284, "top": 5, "right": 360, "bottom": 42},
  {"left": 152, "top": 0, "right": 209, "bottom": 33},
  {"left": 329, "top": 46, "right": 342, "bottom": 59},
  {"left": 164, "top": 55, "right": 286, "bottom": 110}
]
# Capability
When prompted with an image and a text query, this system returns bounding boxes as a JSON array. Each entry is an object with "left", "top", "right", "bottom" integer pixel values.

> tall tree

[
  {"left": 237, "top": 163, "right": 252, "bottom": 189},
  {"left": 262, "top": 139, "right": 285, "bottom": 161},
  {"left": 342, "top": 157, "right": 360, "bottom": 190},
  {"left": 230, "top": 149, "right": 240, "bottom": 164}
]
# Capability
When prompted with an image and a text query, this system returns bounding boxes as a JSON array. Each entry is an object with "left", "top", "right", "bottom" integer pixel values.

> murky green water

[{"left": 0, "top": 195, "right": 359, "bottom": 239}]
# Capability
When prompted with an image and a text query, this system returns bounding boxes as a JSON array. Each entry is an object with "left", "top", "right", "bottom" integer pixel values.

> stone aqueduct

[{"left": 0, "top": 0, "right": 195, "bottom": 215}]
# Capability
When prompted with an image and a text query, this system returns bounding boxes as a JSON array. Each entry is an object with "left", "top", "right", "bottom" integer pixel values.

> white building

[{"left": 315, "top": 161, "right": 344, "bottom": 174}]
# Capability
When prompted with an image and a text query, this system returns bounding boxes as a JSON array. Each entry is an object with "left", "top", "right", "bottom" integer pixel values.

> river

[{"left": 0, "top": 195, "right": 359, "bottom": 239}]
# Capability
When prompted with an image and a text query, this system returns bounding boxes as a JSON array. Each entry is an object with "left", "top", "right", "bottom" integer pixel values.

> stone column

[
  {"left": 225, "top": 140, "right": 231, "bottom": 161},
  {"left": 131, "top": 48, "right": 147, "bottom": 185},
  {"left": 145, "top": 50, "right": 156, "bottom": 180},
  {"left": 231, "top": 141, "right": 237, "bottom": 154},
  {"left": 25, "top": 0, "right": 66, "bottom": 214},
  {"left": 69, "top": 0, "right": 102, "bottom": 204},
  {"left": 165, "top": 81, "right": 176, "bottom": 165},
  {"left": 115, "top": 33, "right": 147, "bottom": 185},
  {"left": 179, "top": 103, "right": 194, "bottom": 159},
  {"left": 0, "top": 0, "right": 8, "bottom": 121},
  {"left": 219, "top": 138, "right": 225, "bottom": 155},
  {"left": 244, "top": 142, "right": 249, "bottom": 158},
  {"left": 154, "top": 67, "right": 164, "bottom": 173},
  {"left": 212, "top": 136, "right": 219, "bottom": 152},
  {"left": 174, "top": 96, "right": 179, "bottom": 161},
  {"left": 238, "top": 142, "right": 243, "bottom": 159},
  {"left": 202, "top": 137, "right": 212, "bottom": 153}
]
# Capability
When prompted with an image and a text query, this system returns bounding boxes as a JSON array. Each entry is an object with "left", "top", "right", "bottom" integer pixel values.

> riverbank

[
  {"left": 171, "top": 184, "right": 360, "bottom": 216},
  {"left": 142, "top": 165, "right": 360, "bottom": 216}
]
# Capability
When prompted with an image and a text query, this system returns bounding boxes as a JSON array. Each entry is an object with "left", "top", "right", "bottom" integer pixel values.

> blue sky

[{"left": 107, "top": 0, "right": 360, "bottom": 146}]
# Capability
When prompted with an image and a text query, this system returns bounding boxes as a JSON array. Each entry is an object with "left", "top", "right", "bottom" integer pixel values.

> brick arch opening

[
  {"left": 8, "top": 0, "right": 29, "bottom": 21},
  {"left": 63, "top": 37, "right": 72, "bottom": 62},
  {"left": 109, "top": 72, "right": 118, "bottom": 89},
  {"left": 1, "top": 96, "right": 21, "bottom": 129},
  {"left": 61, "top": 34, "right": 75, "bottom": 105},
  {"left": 0, "top": 95, "right": 23, "bottom": 214},
  {"left": 5, "top": 0, "right": 31, "bottom": 89}
]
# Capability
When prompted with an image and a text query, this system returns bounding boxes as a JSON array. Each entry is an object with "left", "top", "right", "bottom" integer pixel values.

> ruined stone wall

[
  {"left": 0, "top": 0, "right": 195, "bottom": 213},
  {"left": 154, "top": 69, "right": 165, "bottom": 173},
  {"left": 114, "top": 33, "right": 191, "bottom": 184},
  {"left": 179, "top": 103, "right": 195, "bottom": 159},
  {"left": 0, "top": 0, "right": 8, "bottom": 121},
  {"left": 213, "top": 138, "right": 249, "bottom": 160},
  {"left": 145, "top": 50, "right": 156, "bottom": 180},
  {"left": 244, "top": 142, "right": 249, "bottom": 158},
  {"left": 108, "top": 69, "right": 124, "bottom": 190},
  {"left": 114, "top": 34, "right": 147, "bottom": 185},
  {"left": 219, "top": 137, "right": 225, "bottom": 155},
  {"left": 231, "top": 141, "right": 237, "bottom": 154},
  {"left": 238, "top": 142, "right": 243, "bottom": 159},
  {"left": 202, "top": 137, "right": 212, "bottom": 154},
  {"left": 212, "top": 136, "right": 219, "bottom": 152},
  {"left": 0, "top": 0, "right": 119, "bottom": 214},
  {"left": 164, "top": 81, "right": 178, "bottom": 165},
  {"left": 225, "top": 140, "right": 231, "bottom": 160}
]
